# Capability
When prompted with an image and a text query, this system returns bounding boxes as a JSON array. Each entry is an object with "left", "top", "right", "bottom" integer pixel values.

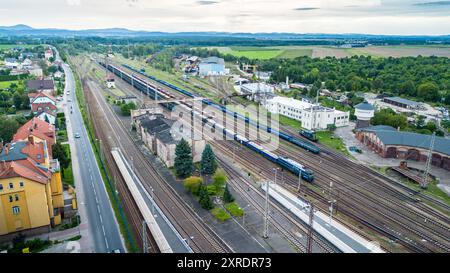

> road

[{"left": 59, "top": 53, "right": 125, "bottom": 253}]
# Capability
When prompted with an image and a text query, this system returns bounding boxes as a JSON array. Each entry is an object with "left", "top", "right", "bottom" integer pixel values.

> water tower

[{"left": 354, "top": 100, "right": 375, "bottom": 129}]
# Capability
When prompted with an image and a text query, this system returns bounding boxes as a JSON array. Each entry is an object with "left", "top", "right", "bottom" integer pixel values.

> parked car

[{"left": 74, "top": 133, "right": 80, "bottom": 138}]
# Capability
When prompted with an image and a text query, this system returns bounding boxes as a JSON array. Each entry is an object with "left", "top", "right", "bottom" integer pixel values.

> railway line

[
  {"left": 97, "top": 60, "right": 450, "bottom": 252},
  {"left": 82, "top": 77, "right": 230, "bottom": 253}
]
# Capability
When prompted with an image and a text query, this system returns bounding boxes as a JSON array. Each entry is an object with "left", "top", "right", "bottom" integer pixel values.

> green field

[
  {"left": 0, "top": 44, "right": 39, "bottom": 50},
  {"left": 0, "top": 80, "right": 19, "bottom": 89}
]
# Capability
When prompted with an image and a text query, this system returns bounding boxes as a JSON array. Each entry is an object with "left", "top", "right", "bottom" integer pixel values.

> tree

[
  {"left": 212, "top": 170, "right": 227, "bottom": 193},
  {"left": 183, "top": 176, "right": 203, "bottom": 196},
  {"left": 120, "top": 102, "right": 137, "bottom": 116},
  {"left": 198, "top": 185, "right": 213, "bottom": 210},
  {"left": 417, "top": 82, "right": 440, "bottom": 102},
  {"left": 200, "top": 144, "right": 217, "bottom": 175},
  {"left": 0, "top": 116, "right": 20, "bottom": 142},
  {"left": 371, "top": 109, "right": 408, "bottom": 130},
  {"left": 13, "top": 93, "right": 22, "bottom": 109},
  {"left": 174, "top": 138, "right": 193, "bottom": 178},
  {"left": 223, "top": 184, "right": 235, "bottom": 203},
  {"left": 52, "top": 143, "right": 69, "bottom": 176}
]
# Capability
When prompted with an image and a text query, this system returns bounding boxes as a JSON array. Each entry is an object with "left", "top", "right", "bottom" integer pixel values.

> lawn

[
  {"left": 227, "top": 49, "right": 283, "bottom": 60},
  {"left": 224, "top": 202, "right": 244, "bottom": 217},
  {"left": 211, "top": 207, "right": 231, "bottom": 222},
  {"left": 0, "top": 44, "right": 39, "bottom": 50},
  {"left": 315, "top": 131, "right": 351, "bottom": 156},
  {"left": 0, "top": 80, "right": 18, "bottom": 89},
  {"left": 61, "top": 144, "right": 74, "bottom": 186}
]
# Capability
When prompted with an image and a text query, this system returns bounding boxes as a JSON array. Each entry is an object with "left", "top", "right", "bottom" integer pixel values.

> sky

[{"left": 0, "top": 0, "right": 449, "bottom": 35}]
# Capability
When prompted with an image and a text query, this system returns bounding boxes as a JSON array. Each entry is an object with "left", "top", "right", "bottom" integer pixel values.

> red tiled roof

[
  {"left": 13, "top": 117, "right": 56, "bottom": 146},
  {"left": 31, "top": 102, "right": 57, "bottom": 113},
  {"left": 0, "top": 159, "right": 50, "bottom": 184},
  {"left": 20, "top": 141, "right": 47, "bottom": 164},
  {"left": 28, "top": 91, "right": 56, "bottom": 103}
]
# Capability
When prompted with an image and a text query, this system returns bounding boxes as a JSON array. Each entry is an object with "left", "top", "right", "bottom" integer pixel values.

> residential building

[
  {"left": 44, "top": 49, "right": 54, "bottom": 60},
  {"left": 27, "top": 79, "right": 55, "bottom": 95},
  {"left": 265, "top": 96, "right": 350, "bottom": 130},
  {"left": 0, "top": 138, "right": 64, "bottom": 238},
  {"left": 198, "top": 57, "right": 227, "bottom": 76},
  {"left": 13, "top": 117, "right": 56, "bottom": 147},
  {"left": 4, "top": 58, "right": 19, "bottom": 69},
  {"left": 28, "top": 91, "right": 56, "bottom": 106},
  {"left": 133, "top": 113, "right": 206, "bottom": 167}
]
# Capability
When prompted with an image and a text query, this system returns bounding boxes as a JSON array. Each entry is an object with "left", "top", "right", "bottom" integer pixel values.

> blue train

[
  {"left": 300, "top": 129, "right": 318, "bottom": 142},
  {"left": 211, "top": 122, "right": 314, "bottom": 183},
  {"left": 122, "top": 64, "right": 321, "bottom": 154}
]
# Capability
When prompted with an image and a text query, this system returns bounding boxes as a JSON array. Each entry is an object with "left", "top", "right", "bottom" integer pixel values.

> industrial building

[
  {"left": 198, "top": 57, "right": 227, "bottom": 76},
  {"left": 240, "top": 82, "right": 275, "bottom": 102},
  {"left": 355, "top": 125, "right": 450, "bottom": 171},
  {"left": 382, "top": 97, "right": 424, "bottom": 110},
  {"left": 133, "top": 113, "right": 205, "bottom": 167},
  {"left": 265, "top": 96, "right": 350, "bottom": 130}
]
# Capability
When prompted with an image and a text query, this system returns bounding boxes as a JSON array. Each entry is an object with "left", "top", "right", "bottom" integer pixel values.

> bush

[
  {"left": 183, "top": 176, "right": 203, "bottom": 195},
  {"left": 211, "top": 207, "right": 231, "bottom": 222},
  {"left": 212, "top": 170, "right": 227, "bottom": 194}
]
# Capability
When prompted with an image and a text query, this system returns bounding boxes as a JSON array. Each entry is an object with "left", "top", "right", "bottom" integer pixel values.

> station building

[
  {"left": 133, "top": 113, "right": 205, "bottom": 167},
  {"left": 355, "top": 125, "right": 450, "bottom": 171}
]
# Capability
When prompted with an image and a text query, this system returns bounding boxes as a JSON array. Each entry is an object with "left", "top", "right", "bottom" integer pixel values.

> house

[
  {"left": 28, "top": 91, "right": 56, "bottom": 106},
  {"left": 44, "top": 49, "right": 54, "bottom": 60},
  {"left": 265, "top": 96, "right": 350, "bottom": 130},
  {"left": 31, "top": 102, "right": 57, "bottom": 125},
  {"left": 13, "top": 117, "right": 56, "bottom": 147},
  {"left": 198, "top": 57, "right": 227, "bottom": 76},
  {"left": 0, "top": 138, "right": 64, "bottom": 238},
  {"left": 4, "top": 58, "right": 19, "bottom": 69},
  {"left": 28, "top": 66, "right": 43, "bottom": 77},
  {"left": 133, "top": 113, "right": 205, "bottom": 167},
  {"left": 26, "top": 79, "right": 55, "bottom": 95},
  {"left": 20, "top": 58, "right": 33, "bottom": 69},
  {"left": 19, "top": 52, "right": 34, "bottom": 60}
]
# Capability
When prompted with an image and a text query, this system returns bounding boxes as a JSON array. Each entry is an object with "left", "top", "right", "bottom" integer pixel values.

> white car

[{"left": 67, "top": 98, "right": 72, "bottom": 102}]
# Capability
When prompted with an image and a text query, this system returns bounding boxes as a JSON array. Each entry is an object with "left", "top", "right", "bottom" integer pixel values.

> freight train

[
  {"left": 100, "top": 62, "right": 315, "bottom": 182},
  {"left": 122, "top": 64, "right": 321, "bottom": 154}
]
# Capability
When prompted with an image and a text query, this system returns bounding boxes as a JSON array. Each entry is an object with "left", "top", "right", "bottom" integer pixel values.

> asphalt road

[{"left": 61, "top": 57, "right": 124, "bottom": 253}]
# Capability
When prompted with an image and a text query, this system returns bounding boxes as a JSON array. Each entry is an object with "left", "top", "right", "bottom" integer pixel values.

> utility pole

[
  {"left": 297, "top": 172, "right": 301, "bottom": 192},
  {"left": 306, "top": 203, "right": 314, "bottom": 253},
  {"left": 263, "top": 181, "right": 270, "bottom": 239},
  {"left": 142, "top": 220, "right": 148, "bottom": 253},
  {"left": 421, "top": 132, "right": 435, "bottom": 189},
  {"left": 273, "top": 168, "right": 278, "bottom": 185},
  {"left": 328, "top": 181, "right": 336, "bottom": 225}
]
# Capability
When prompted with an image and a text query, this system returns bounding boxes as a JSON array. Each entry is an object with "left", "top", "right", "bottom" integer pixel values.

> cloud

[
  {"left": 294, "top": 7, "right": 319, "bottom": 11},
  {"left": 197, "top": 0, "right": 219, "bottom": 5},
  {"left": 413, "top": 1, "right": 450, "bottom": 6}
]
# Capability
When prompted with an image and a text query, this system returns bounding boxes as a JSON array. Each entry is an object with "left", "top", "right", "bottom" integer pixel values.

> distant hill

[{"left": 0, "top": 24, "right": 449, "bottom": 42}]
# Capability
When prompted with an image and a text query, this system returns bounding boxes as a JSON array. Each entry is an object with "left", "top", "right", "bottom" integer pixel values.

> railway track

[
  {"left": 83, "top": 77, "right": 230, "bottom": 253},
  {"left": 99, "top": 61, "right": 450, "bottom": 252}
]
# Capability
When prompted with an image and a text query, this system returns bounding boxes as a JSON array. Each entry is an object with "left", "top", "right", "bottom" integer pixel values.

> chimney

[{"left": 28, "top": 135, "right": 34, "bottom": 145}]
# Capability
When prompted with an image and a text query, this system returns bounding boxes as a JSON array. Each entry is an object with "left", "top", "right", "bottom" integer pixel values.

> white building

[
  {"left": 4, "top": 58, "right": 19, "bottom": 69},
  {"left": 265, "top": 96, "right": 350, "bottom": 130},
  {"left": 198, "top": 57, "right": 228, "bottom": 76},
  {"left": 45, "top": 49, "right": 54, "bottom": 60},
  {"left": 354, "top": 101, "right": 375, "bottom": 129},
  {"left": 240, "top": 82, "right": 275, "bottom": 103}
]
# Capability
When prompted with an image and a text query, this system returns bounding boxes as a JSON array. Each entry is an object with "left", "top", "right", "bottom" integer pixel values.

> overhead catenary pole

[
  {"left": 263, "top": 181, "right": 270, "bottom": 239},
  {"left": 307, "top": 203, "right": 315, "bottom": 253},
  {"left": 421, "top": 132, "right": 436, "bottom": 189},
  {"left": 142, "top": 220, "right": 148, "bottom": 253}
]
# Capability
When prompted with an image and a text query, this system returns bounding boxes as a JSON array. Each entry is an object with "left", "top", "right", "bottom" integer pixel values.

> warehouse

[
  {"left": 355, "top": 126, "right": 450, "bottom": 171},
  {"left": 382, "top": 97, "right": 423, "bottom": 110},
  {"left": 198, "top": 57, "right": 227, "bottom": 76}
]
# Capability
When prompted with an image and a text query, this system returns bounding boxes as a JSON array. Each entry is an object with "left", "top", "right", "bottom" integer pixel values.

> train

[
  {"left": 102, "top": 62, "right": 315, "bottom": 182},
  {"left": 299, "top": 129, "right": 318, "bottom": 142},
  {"left": 122, "top": 64, "right": 321, "bottom": 154}
]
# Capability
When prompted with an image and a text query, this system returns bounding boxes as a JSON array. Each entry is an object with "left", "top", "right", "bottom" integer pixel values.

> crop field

[{"left": 206, "top": 45, "right": 450, "bottom": 59}]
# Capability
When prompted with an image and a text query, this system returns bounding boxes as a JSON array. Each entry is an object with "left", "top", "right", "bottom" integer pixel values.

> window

[
  {"left": 19, "top": 182, "right": 24, "bottom": 188},
  {"left": 9, "top": 183, "right": 13, "bottom": 189},
  {"left": 37, "top": 154, "right": 41, "bottom": 160},
  {"left": 9, "top": 196, "right": 13, "bottom": 202},
  {"left": 0, "top": 184, "right": 3, "bottom": 191},
  {"left": 15, "top": 195, "right": 19, "bottom": 201},
  {"left": 12, "top": 206, "right": 20, "bottom": 215}
]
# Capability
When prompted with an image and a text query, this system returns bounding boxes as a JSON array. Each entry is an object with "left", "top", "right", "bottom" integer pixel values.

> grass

[
  {"left": 224, "top": 202, "right": 244, "bottom": 217},
  {"left": 211, "top": 207, "right": 231, "bottom": 222},
  {"left": 276, "top": 48, "right": 313, "bottom": 59},
  {"left": 316, "top": 131, "right": 351, "bottom": 157},
  {"left": 57, "top": 130, "right": 68, "bottom": 142},
  {"left": 61, "top": 143, "right": 74, "bottom": 186},
  {"left": 0, "top": 44, "right": 39, "bottom": 50},
  {"left": 399, "top": 177, "right": 450, "bottom": 207},
  {"left": 70, "top": 56, "right": 139, "bottom": 253},
  {"left": 67, "top": 235, "right": 82, "bottom": 241},
  {"left": 0, "top": 80, "right": 18, "bottom": 89}
]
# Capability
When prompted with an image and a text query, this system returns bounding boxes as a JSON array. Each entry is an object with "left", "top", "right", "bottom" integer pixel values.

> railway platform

[
  {"left": 111, "top": 148, "right": 191, "bottom": 253},
  {"left": 262, "top": 182, "right": 385, "bottom": 253}
]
